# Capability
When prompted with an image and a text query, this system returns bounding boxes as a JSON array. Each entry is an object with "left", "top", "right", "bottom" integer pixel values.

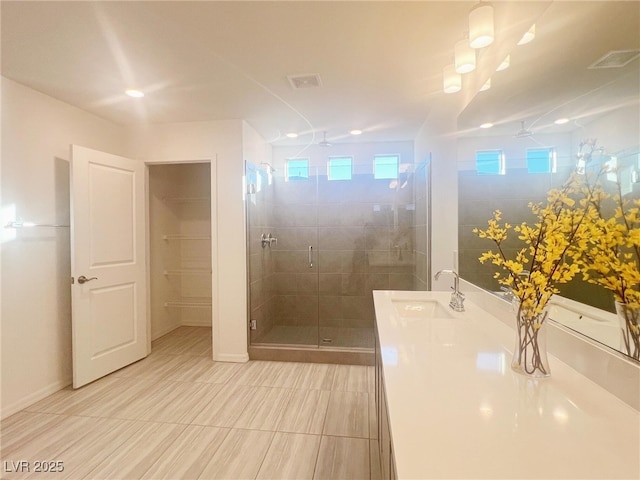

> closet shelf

[
  {"left": 163, "top": 269, "right": 212, "bottom": 276},
  {"left": 162, "top": 234, "right": 211, "bottom": 240},
  {"left": 164, "top": 301, "right": 212, "bottom": 308},
  {"left": 162, "top": 196, "right": 209, "bottom": 203}
]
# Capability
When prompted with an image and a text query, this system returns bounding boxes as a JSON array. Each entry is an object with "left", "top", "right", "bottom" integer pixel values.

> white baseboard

[
  {"left": 181, "top": 320, "right": 211, "bottom": 327},
  {"left": 1, "top": 378, "right": 71, "bottom": 420},
  {"left": 151, "top": 323, "right": 181, "bottom": 341},
  {"left": 215, "top": 352, "right": 249, "bottom": 363}
]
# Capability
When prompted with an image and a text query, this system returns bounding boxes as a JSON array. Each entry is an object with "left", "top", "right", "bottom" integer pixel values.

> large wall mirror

[{"left": 456, "top": 1, "right": 639, "bottom": 360}]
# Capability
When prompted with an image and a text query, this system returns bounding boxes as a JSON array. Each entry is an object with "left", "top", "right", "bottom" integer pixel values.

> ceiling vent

[
  {"left": 588, "top": 49, "right": 640, "bottom": 69},
  {"left": 287, "top": 74, "right": 323, "bottom": 89}
]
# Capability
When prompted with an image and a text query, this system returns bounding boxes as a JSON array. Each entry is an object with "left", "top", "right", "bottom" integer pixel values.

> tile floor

[{"left": 1, "top": 327, "right": 381, "bottom": 480}]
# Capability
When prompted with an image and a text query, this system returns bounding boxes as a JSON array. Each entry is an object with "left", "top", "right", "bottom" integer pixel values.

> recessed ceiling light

[
  {"left": 480, "top": 122, "right": 494, "bottom": 129},
  {"left": 479, "top": 78, "right": 491, "bottom": 92},
  {"left": 125, "top": 89, "right": 144, "bottom": 98},
  {"left": 554, "top": 118, "right": 570, "bottom": 125},
  {"left": 496, "top": 55, "right": 510, "bottom": 72},
  {"left": 285, "top": 132, "right": 298, "bottom": 138},
  {"left": 350, "top": 129, "right": 363, "bottom": 135},
  {"left": 517, "top": 24, "right": 536, "bottom": 45}
]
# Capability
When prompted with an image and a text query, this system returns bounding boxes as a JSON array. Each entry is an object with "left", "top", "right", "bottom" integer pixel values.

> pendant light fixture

[
  {"left": 443, "top": 64, "right": 462, "bottom": 93},
  {"left": 455, "top": 37, "right": 476, "bottom": 74},
  {"left": 469, "top": 2, "right": 494, "bottom": 49}
]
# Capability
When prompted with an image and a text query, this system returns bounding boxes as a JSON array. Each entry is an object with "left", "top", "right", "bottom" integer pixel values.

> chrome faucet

[{"left": 434, "top": 269, "right": 465, "bottom": 312}]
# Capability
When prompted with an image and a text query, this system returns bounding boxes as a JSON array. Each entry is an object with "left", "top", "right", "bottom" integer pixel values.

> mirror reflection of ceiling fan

[
  {"left": 318, "top": 131, "right": 332, "bottom": 147},
  {"left": 514, "top": 120, "right": 545, "bottom": 146},
  {"left": 514, "top": 121, "right": 534, "bottom": 138}
]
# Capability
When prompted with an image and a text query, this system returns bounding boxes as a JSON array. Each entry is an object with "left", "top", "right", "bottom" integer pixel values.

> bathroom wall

[
  {"left": 1, "top": 82, "right": 269, "bottom": 416},
  {"left": 126, "top": 119, "right": 270, "bottom": 362},
  {"left": 1, "top": 78, "right": 127, "bottom": 418},
  {"left": 414, "top": 102, "right": 459, "bottom": 291},
  {"left": 571, "top": 104, "right": 639, "bottom": 153}
]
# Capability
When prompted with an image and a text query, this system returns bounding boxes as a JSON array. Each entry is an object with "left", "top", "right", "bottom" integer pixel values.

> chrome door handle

[
  {"left": 77, "top": 275, "right": 98, "bottom": 284},
  {"left": 308, "top": 246, "right": 313, "bottom": 268}
]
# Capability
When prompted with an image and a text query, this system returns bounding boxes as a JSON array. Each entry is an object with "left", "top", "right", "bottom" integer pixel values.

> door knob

[{"left": 77, "top": 275, "right": 98, "bottom": 284}]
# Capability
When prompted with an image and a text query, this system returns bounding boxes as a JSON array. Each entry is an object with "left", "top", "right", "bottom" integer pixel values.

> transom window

[
  {"left": 328, "top": 156, "right": 353, "bottom": 180},
  {"left": 476, "top": 150, "right": 505, "bottom": 175},
  {"left": 374, "top": 155, "right": 399, "bottom": 179},
  {"left": 527, "top": 147, "right": 556, "bottom": 173},
  {"left": 286, "top": 158, "right": 309, "bottom": 181}
]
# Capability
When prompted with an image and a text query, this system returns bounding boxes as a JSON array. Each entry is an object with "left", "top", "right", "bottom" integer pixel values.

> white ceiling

[{"left": 2, "top": 1, "right": 638, "bottom": 146}]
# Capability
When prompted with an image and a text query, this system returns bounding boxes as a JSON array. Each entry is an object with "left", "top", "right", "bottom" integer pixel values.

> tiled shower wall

[
  {"left": 248, "top": 167, "right": 419, "bottom": 348},
  {"left": 412, "top": 161, "right": 430, "bottom": 291},
  {"left": 247, "top": 167, "right": 277, "bottom": 343}
]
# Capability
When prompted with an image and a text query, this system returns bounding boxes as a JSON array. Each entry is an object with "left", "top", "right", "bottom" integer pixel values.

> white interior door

[{"left": 70, "top": 145, "right": 147, "bottom": 388}]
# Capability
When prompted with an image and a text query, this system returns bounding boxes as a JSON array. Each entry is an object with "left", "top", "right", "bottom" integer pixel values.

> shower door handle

[{"left": 308, "top": 246, "right": 313, "bottom": 268}]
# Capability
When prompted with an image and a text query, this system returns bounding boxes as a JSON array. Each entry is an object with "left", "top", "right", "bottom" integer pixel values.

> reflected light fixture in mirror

[
  {"left": 480, "top": 78, "right": 491, "bottom": 91},
  {"left": 455, "top": 37, "right": 477, "bottom": 74},
  {"left": 518, "top": 24, "right": 536, "bottom": 45},
  {"left": 469, "top": 2, "right": 494, "bottom": 49},
  {"left": 496, "top": 54, "right": 511, "bottom": 71},
  {"left": 443, "top": 64, "right": 462, "bottom": 93},
  {"left": 125, "top": 89, "right": 144, "bottom": 98}
]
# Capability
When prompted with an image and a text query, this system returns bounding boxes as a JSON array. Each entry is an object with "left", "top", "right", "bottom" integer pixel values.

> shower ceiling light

[
  {"left": 285, "top": 132, "right": 298, "bottom": 138},
  {"left": 443, "top": 64, "right": 462, "bottom": 93},
  {"left": 554, "top": 118, "right": 570, "bottom": 125},
  {"left": 350, "top": 129, "right": 363, "bottom": 135},
  {"left": 455, "top": 38, "right": 477, "bottom": 74},
  {"left": 517, "top": 24, "right": 536, "bottom": 45},
  {"left": 469, "top": 2, "right": 494, "bottom": 49},
  {"left": 480, "top": 122, "right": 494, "bottom": 129}
]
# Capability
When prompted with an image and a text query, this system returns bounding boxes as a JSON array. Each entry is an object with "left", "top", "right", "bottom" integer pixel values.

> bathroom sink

[{"left": 392, "top": 299, "right": 453, "bottom": 319}]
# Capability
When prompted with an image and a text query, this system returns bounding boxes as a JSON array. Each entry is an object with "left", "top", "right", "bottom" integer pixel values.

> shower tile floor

[
  {"left": 255, "top": 325, "right": 375, "bottom": 349},
  {"left": 1, "top": 327, "right": 381, "bottom": 480}
]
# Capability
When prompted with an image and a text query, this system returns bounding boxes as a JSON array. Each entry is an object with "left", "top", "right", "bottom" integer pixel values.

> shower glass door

[
  {"left": 247, "top": 158, "right": 423, "bottom": 351},
  {"left": 246, "top": 162, "right": 320, "bottom": 347}
]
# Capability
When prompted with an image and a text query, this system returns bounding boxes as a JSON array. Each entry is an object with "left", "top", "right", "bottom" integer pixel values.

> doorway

[{"left": 148, "top": 163, "right": 213, "bottom": 355}]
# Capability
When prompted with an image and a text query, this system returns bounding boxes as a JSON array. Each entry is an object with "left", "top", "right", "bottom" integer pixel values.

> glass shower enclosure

[{"left": 245, "top": 158, "right": 430, "bottom": 352}]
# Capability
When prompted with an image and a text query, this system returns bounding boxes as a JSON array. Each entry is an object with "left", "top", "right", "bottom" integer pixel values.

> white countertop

[{"left": 373, "top": 290, "right": 640, "bottom": 479}]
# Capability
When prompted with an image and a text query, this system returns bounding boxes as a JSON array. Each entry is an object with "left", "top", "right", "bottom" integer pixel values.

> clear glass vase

[
  {"left": 511, "top": 300, "right": 551, "bottom": 377},
  {"left": 615, "top": 301, "right": 640, "bottom": 361}
]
